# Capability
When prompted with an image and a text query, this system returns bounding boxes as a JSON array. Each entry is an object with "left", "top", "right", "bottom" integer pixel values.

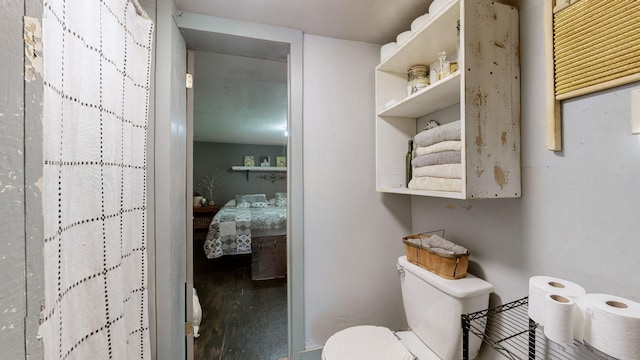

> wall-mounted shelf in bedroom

[{"left": 231, "top": 166, "right": 287, "bottom": 181}]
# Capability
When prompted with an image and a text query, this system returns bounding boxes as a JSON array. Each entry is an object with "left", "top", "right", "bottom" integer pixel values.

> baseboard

[{"left": 299, "top": 347, "right": 323, "bottom": 360}]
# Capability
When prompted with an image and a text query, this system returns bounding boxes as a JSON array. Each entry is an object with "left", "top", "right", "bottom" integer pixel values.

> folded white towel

[
  {"left": 220, "top": 221, "right": 236, "bottom": 236},
  {"left": 415, "top": 140, "right": 462, "bottom": 156},
  {"left": 411, "top": 151, "right": 461, "bottom": 167},
  {"left": 412, "top": 164, "right": 461, "bottom": 179},
  {"left": 414, "top": 120, "right": 461, "bottom": 147},
  {"left": 408, "top": 176, "right": 462, "bottom": 192}
]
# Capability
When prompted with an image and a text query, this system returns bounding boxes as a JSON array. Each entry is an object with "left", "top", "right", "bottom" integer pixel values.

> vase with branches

[{"left": 196, "top": 169, "right": 222, "bottom": 205}]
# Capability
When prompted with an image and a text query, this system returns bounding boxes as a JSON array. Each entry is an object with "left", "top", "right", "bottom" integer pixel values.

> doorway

[
  {"left": 177, "top": 15, "right": 304, "bottom": 359},
  {"left": 189, "top": 47, "right": 289, "bottom": 359}
]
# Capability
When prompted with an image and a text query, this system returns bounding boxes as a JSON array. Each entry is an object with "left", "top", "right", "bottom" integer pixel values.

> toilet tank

[{"left": 397, "top": 256, "right": 493, "bottom": 360}]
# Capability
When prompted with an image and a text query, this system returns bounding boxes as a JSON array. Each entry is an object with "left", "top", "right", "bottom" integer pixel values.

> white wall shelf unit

[{"left": 375, "top": 0, "right": 521, "bottom": 199}]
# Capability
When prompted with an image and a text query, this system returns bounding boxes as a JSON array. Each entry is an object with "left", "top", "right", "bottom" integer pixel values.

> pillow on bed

[
  {"left": 224, "top": 199, "right": 236, "bottom": 207},
  {"left": 236, "top": 194, "right": 269, "bottom": 208},
  {"left": 275, "top": 192, "right": 287, "bottom": 207}
]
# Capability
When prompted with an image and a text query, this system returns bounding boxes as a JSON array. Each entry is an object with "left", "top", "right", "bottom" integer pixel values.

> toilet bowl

[
  {"left": 322, "top": 326, "right": 414, "bottom": 360},
  {"left": 322, "top": 256, "right": 493, "bottom": 360},
  {"left": 322, "top": 325, "right": 442, "bottom": 360}
]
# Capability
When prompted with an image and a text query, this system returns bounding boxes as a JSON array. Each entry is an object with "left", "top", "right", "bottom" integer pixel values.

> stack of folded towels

[{"left": 408, "top": 120, "right": 462, "bottom": 192}]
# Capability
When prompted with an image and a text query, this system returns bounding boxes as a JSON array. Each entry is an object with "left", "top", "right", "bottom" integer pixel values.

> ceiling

[
  {"left": 175, "top": 0, "right": 433, "bottom": 45},
  {"left": 181, "top": 28, "right": 290, "bottom": 61},
  {"left": 179, "top": 0, "right": 433, "bottom": 145},
  {"left": 192, "top": 51, "right": 288, "bottom": 146}
]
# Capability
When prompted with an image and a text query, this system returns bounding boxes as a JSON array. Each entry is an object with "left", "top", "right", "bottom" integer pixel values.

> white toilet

[{"left": 322, "top": 255, "right": 493, "bottom": 360}]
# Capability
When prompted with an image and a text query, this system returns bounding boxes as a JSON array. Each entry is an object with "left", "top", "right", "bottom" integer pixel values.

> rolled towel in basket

[
  {"left": 403, "top": 234, "right": 468, "bottom": 256},
  {"left": 424, "top": 234, "right": 468, "bottom": 256},
  {"left": 403, "top": 233, "right": 469, "bottom": 279}
]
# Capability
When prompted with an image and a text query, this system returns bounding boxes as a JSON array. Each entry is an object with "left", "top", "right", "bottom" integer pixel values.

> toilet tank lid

[{"left": 398, "top": 256, "right": 494, "bottom": 299}]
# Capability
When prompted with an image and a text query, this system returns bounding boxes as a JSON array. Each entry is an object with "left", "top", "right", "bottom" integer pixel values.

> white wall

[
  {"left": 409, "top": 0, "right": 640, "bottom": 357},
  {"left": 302, "top": 34, "right": 412, "bottom": 348}
]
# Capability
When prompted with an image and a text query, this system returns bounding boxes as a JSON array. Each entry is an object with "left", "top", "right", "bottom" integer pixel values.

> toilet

[{"left": 322, "top": 255, "right": 493, "bottom": 360}]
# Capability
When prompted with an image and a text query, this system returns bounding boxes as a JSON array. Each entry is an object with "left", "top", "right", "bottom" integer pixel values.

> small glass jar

[
  {"left": 407, "top": 65, "right": 430, "bottom": 95},
  {"left": 437, "top": 51, "right": 450, "bottom": 80}
]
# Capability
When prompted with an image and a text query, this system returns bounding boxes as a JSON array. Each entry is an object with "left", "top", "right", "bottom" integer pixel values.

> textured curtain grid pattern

[
  {"left": 553, "top": 0, "right": 640, "bottom": 97},
  {"left": 40, "top": 1, "right": 153, "bottom": 359}
]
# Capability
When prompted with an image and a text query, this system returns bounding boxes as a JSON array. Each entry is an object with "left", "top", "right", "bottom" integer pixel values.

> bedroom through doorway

[{"left": 186, "top": 35, "right": 291, "bottom": 360}]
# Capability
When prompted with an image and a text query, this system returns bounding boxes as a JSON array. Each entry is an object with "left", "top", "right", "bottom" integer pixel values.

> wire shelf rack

[{"left": 461, "top": 297, "right": 616, "bottom": 360}]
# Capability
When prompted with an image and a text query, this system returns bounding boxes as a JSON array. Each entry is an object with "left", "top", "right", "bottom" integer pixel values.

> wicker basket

[
  {"left": 402, "top": 231, "right": 469, "bottom": 279},
  {"left": 194, "top": 217, "right": 212, "bottom": 229}
]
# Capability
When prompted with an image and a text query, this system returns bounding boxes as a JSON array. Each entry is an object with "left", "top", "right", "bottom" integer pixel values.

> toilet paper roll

[
  {"left": 428, "top": 0, "right": 452, "bottom": 16},
  {"left": 543, "top": 294, "right": 575, "bottom": 345},
  {"left": 380, "top": 42, "right": 397, "bottom": 62},
  {"left": 396, "top": 31, "right": 412, "bottom": 46},
  {"left": 411, "top": 14, "right": 430, "bottom": 32},
  {"left": 582, "top": 294, "right": 640, "bottom": 360},
  {"left": 528, "top": 276, "right": 586, "bottom": 326}
]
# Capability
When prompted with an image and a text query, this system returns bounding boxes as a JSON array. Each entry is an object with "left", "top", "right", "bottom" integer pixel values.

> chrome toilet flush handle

[{"left": 396, "top": 263, "right": 405, "bottom": 276}]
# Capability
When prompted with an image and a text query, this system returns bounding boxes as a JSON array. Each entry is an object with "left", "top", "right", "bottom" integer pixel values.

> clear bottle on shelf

[
  {"left": 437, "top": 51, "right": 450, "bottom": 81},
  {"left": 405, "top": 139, "right": 414, "bottom": 187}
]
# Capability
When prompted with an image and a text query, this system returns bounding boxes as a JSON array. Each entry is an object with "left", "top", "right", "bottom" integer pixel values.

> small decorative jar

[
  {"left": 407, "top": 65, "right": 430, "bottom": 95},
  {"left": 437, "top": 51, "right": 450, "bottom": 80}
]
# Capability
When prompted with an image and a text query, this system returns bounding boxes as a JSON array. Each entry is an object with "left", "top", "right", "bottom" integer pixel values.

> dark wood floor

[{"left": 193, "top": 243, "right": 288, "bottom": 360}]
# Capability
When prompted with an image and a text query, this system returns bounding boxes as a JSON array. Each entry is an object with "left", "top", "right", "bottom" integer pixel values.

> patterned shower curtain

[{"left": 40, "top": 1, "right": 153, "bottom": 359}]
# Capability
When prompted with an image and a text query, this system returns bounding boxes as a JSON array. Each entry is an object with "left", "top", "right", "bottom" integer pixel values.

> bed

[{"left": 203, "top": 193, "right": 287, "bottom": 278}]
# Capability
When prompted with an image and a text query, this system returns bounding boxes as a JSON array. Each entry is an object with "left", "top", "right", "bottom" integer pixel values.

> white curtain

[{"left": 40, "top": 1, "right": 153, "bottom": 359}]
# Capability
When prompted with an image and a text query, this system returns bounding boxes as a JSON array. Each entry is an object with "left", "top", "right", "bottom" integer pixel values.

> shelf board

[
  {"left": 378, "top": 71, "right": 461, "bottom": 118},
  {"left": 376, "top": 186, "right": 464, "bottom": 199},
  {"left": 377, "top": 0, "right": 460, "bottom": 73},
  {"left": 231, "top": 166, "right": 286, "bottom": 172}
]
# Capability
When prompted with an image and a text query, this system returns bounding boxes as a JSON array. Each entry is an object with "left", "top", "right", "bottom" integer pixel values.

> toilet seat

[{"left": 322, "top": 325, "right": 415, "bottom": 360}]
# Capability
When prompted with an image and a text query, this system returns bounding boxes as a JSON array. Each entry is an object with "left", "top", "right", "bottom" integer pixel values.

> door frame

[
  {"left": 153, "top": 1, "right": 189, "bottom": 358},
  {"left": 176, "top": 12, "right": 305, "bottom": 360},
  {"left": 185, "top": 49, "right": 195, "bottom": 359}
]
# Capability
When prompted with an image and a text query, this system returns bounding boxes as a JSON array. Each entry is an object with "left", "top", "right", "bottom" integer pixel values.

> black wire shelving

[{"left": 461, "top": 297, "right": 617, "bottom": 360}]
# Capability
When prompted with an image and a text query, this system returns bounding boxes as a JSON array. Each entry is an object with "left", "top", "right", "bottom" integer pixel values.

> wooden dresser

[{"left": 192, "top": 205, "right": 220, "bottom": 231}]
